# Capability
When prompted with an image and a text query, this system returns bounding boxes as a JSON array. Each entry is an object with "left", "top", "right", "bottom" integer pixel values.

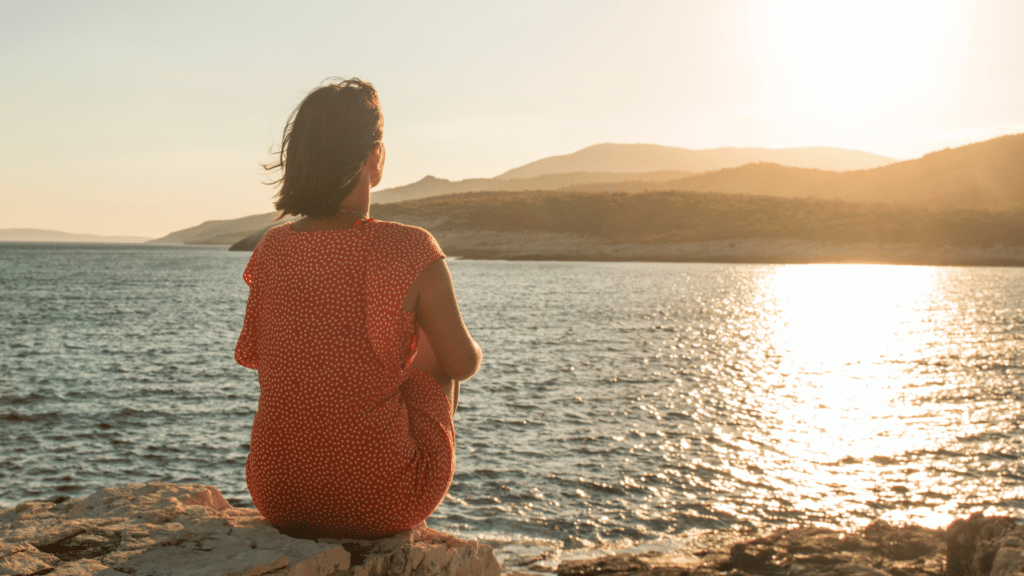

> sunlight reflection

[
  {"left": 764, "top": 264, "right": 938, "bottom": 369},
  {"left": 749, "top": 264, "right": 969, "bottom": 528}
]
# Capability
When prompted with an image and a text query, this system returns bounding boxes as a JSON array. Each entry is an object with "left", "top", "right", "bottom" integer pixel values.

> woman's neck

[
  {"left": 290, "top": 163, "right": 375, "bottom": 232},
  {"left": 291, "top": 189, "right": 372, "bottom": 232}
]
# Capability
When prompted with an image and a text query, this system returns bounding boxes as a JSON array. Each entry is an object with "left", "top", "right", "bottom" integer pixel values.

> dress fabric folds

[{"left": 235, "top": 220, "right": 453, "bottom": 539}]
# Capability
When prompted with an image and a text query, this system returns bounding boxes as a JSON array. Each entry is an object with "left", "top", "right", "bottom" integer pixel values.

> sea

[{"left": 2, "top": 242, "right": 1023, "bottom": 570}]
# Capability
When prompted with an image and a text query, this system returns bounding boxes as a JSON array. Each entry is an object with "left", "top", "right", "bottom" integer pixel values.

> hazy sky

[{"left": 3, "top": 0, "right": 1023, "bottom": 238}]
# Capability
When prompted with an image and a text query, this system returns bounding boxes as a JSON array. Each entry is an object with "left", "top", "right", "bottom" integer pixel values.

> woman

[{"left": 235, "top": 78, "right": 482, "bottom": 539}]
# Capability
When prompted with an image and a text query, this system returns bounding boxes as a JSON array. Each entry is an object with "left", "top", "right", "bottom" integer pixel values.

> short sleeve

[{"left": 365, "top": 222, "right": 445, "bottom": 374}]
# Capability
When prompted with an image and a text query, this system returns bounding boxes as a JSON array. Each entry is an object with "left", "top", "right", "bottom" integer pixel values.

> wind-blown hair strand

[{"left": 264, "top": 78, "right": 383, "bottom": 218}]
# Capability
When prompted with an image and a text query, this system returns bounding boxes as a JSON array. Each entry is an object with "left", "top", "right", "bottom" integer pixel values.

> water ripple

[{"left": 2, "top": 246, "right": 1023, "bottom": 559}]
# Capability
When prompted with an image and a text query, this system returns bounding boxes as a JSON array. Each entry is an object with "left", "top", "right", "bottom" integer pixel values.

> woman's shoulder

[
  {"left": 368, "top": 219, "right": 438, "bottom": 245},
  {"left": 367, "top": 220, "right": 444, "bottom": 261},
  {"left": 248, "top": 221, "right": 295, "bottom": 253}
]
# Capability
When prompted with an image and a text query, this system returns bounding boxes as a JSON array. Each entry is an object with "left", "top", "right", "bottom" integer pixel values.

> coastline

[
  {"left": 432, "top": 231, "right": 1024, "bottom": 267},
  {"left": 225, "top": 226, "right": 1024, "bottom": 267}
]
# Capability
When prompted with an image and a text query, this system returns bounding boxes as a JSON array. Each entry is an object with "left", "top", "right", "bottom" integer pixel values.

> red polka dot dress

[{"left": 235, "top": 220, "right": 454, "bottom": 539}]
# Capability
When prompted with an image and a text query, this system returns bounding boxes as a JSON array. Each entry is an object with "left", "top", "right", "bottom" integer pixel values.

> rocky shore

[
  {"left": 546, "top": 514, "right": 1024, "bottom": 576},
  {"left": 0, "top": 482, "right": 500, "bottom": 576},
  {"left": 4, "top": 483, "right": 1022, "bottom": 576}
]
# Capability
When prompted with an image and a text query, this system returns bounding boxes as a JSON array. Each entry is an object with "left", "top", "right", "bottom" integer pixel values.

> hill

[
  {"left": 374, "top": 189, "right": 1024, "bottom": 247},
  {"left": 367, "top": 189, "right": 1024, "bottom": 265},
  {"left": 148, "top": 212, "right": 297, "bottom": 245},
  {"left": 165, "top": 133, "right": 1024, "bottom": 250},
  {"left": 369, "top": 142, "right": 894, "bottom": 204},
  {"left": 562, "top": 133, "right": 1024, "bottom": 211},
  {"left": 563, "top": 163, "right": 836, "bottom": 197},
  {"left": 0, "top": 228, "right": 151, "bottom": 243},
  {"left": 496, "top": 143, "right": 895, "bottom": 179},
  {"left": 371, "top": 170, "right": 693, "bottom": 204},
  {"left": 800, "top": 133, "right": 1024, "bottom": 209}
]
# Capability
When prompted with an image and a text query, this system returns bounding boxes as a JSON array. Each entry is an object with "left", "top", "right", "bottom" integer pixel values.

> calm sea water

[{"left": 2, "top": 242, "right": 1023, "bottom": 567}]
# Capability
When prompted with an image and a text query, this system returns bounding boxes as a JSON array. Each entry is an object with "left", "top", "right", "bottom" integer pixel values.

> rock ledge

[
  {"left": 0, "top": 482, "right": 501, "bottom": 576},
  {"left": 550, "top": 513, "right": 1024, "bottom": 576}
]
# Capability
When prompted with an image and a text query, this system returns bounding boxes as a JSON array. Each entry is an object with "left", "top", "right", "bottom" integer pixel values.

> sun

[{"left": 761, "top": 0, "right": 963, "bottom": 123}]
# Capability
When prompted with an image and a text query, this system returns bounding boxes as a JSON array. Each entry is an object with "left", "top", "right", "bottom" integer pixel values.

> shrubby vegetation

[{"left": 374, "top": 189, "right": 1024, "bottom": 248}]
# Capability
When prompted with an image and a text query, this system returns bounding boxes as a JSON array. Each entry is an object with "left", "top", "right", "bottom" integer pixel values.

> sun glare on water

[
  {"left": 767, "top": 264, "right": 937, "bottom": 369},
  {"left": 751, "top": 264, "right": 970, "bottom": 528}
]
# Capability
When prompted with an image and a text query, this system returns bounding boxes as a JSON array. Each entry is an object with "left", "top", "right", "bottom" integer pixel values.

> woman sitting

[{"left": 235, "top": 78, "right": 482, "bottom": 539}]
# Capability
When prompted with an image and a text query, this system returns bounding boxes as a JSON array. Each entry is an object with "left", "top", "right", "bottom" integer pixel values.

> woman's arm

[{"left": 403, "top": 258, "right": 482, "bottom": 381}]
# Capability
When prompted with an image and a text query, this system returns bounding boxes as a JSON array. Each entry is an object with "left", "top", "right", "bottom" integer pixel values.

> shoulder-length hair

[{"left": 265, "top": 78, "right": 383, "bottom": 218}]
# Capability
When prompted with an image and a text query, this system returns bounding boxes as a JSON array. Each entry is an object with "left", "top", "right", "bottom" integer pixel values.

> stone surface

[
  {"left": 554, "top": 516, "right": 1024, "bottom": 576},
  {"left": 0, "top": 482, "right": 501, "bottom": 576}
]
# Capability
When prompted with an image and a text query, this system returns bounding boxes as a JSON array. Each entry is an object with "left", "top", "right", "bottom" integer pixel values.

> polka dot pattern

[{"left": 235, "top": 220, "right": 453, "bottom": 539}]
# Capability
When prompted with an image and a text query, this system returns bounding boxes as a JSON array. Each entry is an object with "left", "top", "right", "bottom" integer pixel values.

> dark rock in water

[
  {"left": 945, "top": 513, "right": 1022, "bottom": 576},
  {"left": 554, "top": 515, "right": 1024, "bottom": 576},
  {"left": 731, "top": 541, "right": 786, "bottom": 573},
  {"left": 229, "top": 226, "right": 275, "bottom": 251},
  {"left": 557, "top": 551, "right": 698, "bottom": 575},
  {"left": 555, "top": 519, "right": 989, "bottom": 576}
]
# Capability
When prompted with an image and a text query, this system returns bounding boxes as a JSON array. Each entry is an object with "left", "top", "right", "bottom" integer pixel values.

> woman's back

[{"left": 236, "top": 220, "right": 455, "bottom": 539}]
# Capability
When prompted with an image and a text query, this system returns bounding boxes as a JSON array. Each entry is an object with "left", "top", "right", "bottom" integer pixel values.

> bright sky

[{"left": 3, "top": 0, "right": 1023, "bottom": 238}]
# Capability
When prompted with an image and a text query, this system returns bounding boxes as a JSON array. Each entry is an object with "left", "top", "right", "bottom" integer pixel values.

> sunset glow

[
  {"left": 764, "top": 0, "right": 964, "bottom": 123},
  {"left": 2, "top": 1, "right": 1023, "bottom": 237}
]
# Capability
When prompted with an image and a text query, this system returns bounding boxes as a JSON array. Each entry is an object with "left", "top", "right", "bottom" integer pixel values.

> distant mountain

[
  {"left": 496, "top": 143, "right": 896, "bottom": 179},
  {"left": 0, "top": 228, "right": 151, "bottom": 243},
  {"left": 799, "top": 133, "right": 1024, "bottom": 210},
  {"left": 368, "top": 143, "right": 894, "bottom": 205},
  {"left": 148, "top": 212, "right": 297, "bottom": 245},
  {"left": 564, "top": 163, "right": 836, "bottom": 196},
  {"left": 371, "top": 171, "right": 693, "bottom": 204},
  {"left": 161, "top": 134, "right": 1024, "bottom": 246},
  {"left": 564, "top": 133, "right": 1024, "bottom": 211}
]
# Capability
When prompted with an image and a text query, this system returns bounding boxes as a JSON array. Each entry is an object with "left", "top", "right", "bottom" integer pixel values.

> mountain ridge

[
  {"left": 496, "top": 143, "right": 896, "bottom": 179},
  {"left": 0, "top": 228, "right": 152, "bottom": 243},
  {"left": 153, "top": 134, "right": 1023, "bottom": 247}
]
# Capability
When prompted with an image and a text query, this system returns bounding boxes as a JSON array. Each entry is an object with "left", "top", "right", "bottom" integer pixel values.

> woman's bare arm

[{"left": 403, "top": 258, "right": 482, "bottom": 381}]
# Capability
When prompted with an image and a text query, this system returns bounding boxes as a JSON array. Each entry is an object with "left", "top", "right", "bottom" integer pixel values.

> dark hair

[{"left": 265, "top": 78, "right": 383, "bottom": 218}]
